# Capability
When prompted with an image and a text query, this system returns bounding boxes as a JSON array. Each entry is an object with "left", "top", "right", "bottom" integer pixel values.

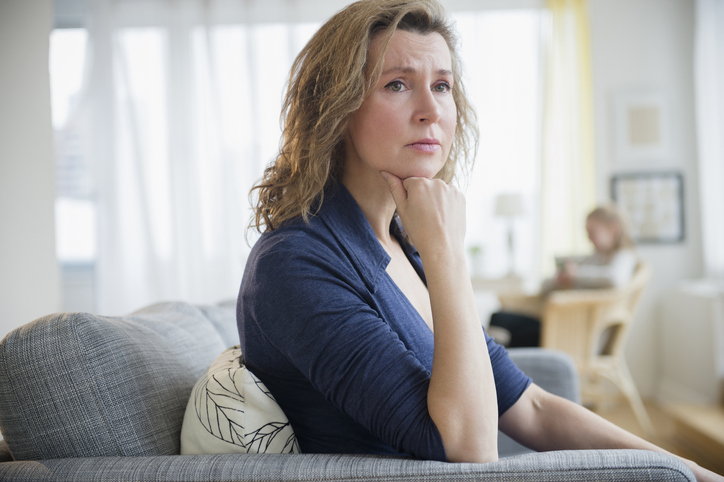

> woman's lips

[{"left": 405, "top": 139, "right": 441, "bottom": 152}]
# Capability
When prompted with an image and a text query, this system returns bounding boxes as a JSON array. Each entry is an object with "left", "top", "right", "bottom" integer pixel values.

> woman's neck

[{"left": 341, "top": 166, "right": 397, "bottom": 247}]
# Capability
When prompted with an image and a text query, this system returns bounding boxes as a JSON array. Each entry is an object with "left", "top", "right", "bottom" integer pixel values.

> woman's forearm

[
  {"left": 422, "top": 246, "right": 499, "bottom": 463},
  {"left": 383, "top": 173, "right": 499, "bottom": 463},
  {"left": 500, "top": 385, "right": 722, "bottom": 481},
  {"left": 502, "top": 384, "right": 659, "bottom": 452}
]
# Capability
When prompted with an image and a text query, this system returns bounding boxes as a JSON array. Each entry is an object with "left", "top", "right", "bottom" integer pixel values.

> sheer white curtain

[
  {"left": 695, "top": 0, "right": 724, "bottom": 280},
  {"left": 454, "top": 9, "right": 542, "bottom": 281},
  {"left": 81, "top": 0, "right": 320, "bottom": 315}
]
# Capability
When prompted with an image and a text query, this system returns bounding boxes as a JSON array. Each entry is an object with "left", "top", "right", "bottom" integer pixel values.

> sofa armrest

[
  {"left": 0, "top": 451, "right": 695, "bottom": 481},
  {"left": 507, "top": 348, "right": 580, "bottom": 404}
]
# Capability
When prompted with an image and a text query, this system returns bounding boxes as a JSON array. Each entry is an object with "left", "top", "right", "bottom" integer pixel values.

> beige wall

[
  {"left": 0, "top": 0, "right": 61, "bottom": 340},
  {"left": 589, "top": 0, "right": 703, "bottom": 398}
]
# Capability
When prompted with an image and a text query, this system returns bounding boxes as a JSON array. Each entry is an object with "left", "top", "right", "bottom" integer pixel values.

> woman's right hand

[{"left": 381, "top": 171, "right": 466, "bottom": 258}]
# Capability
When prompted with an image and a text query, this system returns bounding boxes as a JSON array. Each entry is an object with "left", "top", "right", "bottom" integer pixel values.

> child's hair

[
  {"left": 587, "top": 204, "right": 635, "bottom": 251},
  {"left": 249, "top": 0, "right": 478, "bottom": 232}
]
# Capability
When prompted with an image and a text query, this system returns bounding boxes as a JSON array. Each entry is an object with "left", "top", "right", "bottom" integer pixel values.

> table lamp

[{"left": 494, "top": 193, "right": 525, "bottom": 277}]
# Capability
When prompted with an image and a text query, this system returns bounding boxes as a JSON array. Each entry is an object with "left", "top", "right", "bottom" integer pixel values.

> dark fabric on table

[{"left": 489, "top": 311, "right": 541, "bottom": 347}]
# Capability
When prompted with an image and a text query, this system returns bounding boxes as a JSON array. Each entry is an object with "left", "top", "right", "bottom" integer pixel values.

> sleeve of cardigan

[{"left": 244, "top": 234, "right": 448, "bottom": 461}]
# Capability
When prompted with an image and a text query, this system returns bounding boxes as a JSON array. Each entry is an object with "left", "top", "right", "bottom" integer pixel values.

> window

[
  {"left": 51, "top": 28, "right": 95, "bottom": 265},
  {"left": 453, "top": 9, "right": 541, "bottom": 279},
  {"left": 49, "top": 5, "right": 543, "bottom": 313}
]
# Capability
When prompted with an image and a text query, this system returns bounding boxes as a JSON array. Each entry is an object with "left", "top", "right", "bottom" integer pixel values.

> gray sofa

[{"left": 0, "top": 301, "right": 695, "bottom": 481}]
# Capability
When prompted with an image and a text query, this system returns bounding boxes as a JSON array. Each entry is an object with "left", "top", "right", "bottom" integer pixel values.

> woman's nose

[{"left": 413, "top": 88, "right": 442, "bottom": 124}]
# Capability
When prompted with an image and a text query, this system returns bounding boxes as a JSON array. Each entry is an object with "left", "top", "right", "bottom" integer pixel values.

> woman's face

[
  {"left": 345, "top": 29, "right": 457, "bottom": 181},
  {"left": 586, "top": 218, "right": 619, "bottom": 253}
]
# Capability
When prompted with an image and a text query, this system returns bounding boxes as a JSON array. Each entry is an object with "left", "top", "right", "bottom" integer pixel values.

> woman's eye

[
  {"left": 434, "top": 82, "right": 451, "bottom": 93},
  {"left": 386, "top": 81, "right": 404, "bottom": 92}
]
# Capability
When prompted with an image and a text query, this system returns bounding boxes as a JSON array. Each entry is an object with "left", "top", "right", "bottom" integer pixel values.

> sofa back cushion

[{"left": 0, "top": 302, "right": 235, "bottom": 460}]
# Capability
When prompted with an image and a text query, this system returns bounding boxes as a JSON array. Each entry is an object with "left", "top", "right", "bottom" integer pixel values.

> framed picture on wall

[
  {"left": 610, "top": 172, "right": 684, "bottom": 244},
  {"left": 613, "top": 89, "right": 672, "bottom": 163}
]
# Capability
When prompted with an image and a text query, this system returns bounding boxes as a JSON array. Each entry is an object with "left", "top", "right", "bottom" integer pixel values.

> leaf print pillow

[{"left": 180, "top": 345, "right": 300, "bottom": 454}]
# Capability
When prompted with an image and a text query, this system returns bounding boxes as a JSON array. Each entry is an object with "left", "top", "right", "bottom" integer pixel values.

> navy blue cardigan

[{"left": 237, "top": 184, "right": 530, "bottom": 461}]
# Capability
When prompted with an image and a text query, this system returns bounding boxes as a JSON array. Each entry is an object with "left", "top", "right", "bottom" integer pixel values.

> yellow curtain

[{"left": 540, "top": 0, "right": 597, "bottom": 275}]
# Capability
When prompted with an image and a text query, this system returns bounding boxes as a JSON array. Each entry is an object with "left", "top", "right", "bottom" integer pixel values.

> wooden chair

[{"left": 498, "top": 263, "right": 653, "bottom": 434}]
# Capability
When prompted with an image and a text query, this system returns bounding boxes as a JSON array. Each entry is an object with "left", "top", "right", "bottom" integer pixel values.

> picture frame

[
  {"left": 613, "top": 89, "right": 672, "bottom": 163},
  {"left": 610, "top": 172, "right": 684, "bottom": 244}
]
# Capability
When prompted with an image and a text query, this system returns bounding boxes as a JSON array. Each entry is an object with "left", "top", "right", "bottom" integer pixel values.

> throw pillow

[{"left": 180, "top": 345, "right": 300, "bottom": 454}]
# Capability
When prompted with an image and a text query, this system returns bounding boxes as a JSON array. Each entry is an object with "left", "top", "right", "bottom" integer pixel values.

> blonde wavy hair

[
  {"left": 250, "top": 0, "right": 479, "bottom": 232},
  {"left": 587, "top": 204, "right": 636, "bottom": 252}
]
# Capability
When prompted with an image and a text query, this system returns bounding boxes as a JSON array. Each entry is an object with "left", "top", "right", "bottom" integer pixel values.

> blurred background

[{"left": 0, "top": 0, "right": 722, "bottom": 470}]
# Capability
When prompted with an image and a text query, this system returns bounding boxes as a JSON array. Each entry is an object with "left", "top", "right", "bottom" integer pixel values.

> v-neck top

[{"left": 237, "top": 184, "right": 531, "bottom": 461}]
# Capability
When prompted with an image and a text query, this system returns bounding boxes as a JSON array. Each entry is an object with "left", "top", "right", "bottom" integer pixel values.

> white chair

[{"left": 498, "top": 263, "right": 653, "bottom": 435}]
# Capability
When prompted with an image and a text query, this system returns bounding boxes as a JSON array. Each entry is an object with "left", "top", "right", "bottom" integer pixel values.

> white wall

[
  {"left": 0, "top": 0, "right": 62, "bottom": 340},
  {"left": 659, "top": 282, "right": 724, "bottom": 404},
  {"left": 588, "top": 0, "right": 703, "bottom": 398}
]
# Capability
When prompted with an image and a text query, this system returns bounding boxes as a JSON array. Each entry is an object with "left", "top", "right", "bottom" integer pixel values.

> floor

[{"left": 596, "top": 400, "right": 724, "bottom": 476}]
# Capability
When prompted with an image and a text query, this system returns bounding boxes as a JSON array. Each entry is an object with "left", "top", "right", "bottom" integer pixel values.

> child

[{"left": 489, "top": 204, "right": 637, "bottom": 347}]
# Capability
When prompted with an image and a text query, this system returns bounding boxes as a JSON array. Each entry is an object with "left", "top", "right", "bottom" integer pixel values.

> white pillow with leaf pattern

[{"left": 180, "top": 345, "right": 300, "bottom": 455}]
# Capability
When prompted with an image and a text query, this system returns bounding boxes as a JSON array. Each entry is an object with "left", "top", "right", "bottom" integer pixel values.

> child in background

[{"left": 489, "top": 204, "right": 637, "bottom": 347}]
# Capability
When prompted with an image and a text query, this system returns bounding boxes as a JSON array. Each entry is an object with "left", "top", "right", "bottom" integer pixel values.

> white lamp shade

[{"left": 494, "top": 193, "right": 525, "bottom": 217}]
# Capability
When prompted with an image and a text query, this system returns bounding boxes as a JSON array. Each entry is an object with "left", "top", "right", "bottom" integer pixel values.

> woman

[
  {"left": 238, "top": 0, "right": 719, "bottom": 479},
  {"left": 489, "top": 204, "right": 638, "bottom": 348},
  {"left": 551, "top": 204, "right": 638, "bottom": 291}
]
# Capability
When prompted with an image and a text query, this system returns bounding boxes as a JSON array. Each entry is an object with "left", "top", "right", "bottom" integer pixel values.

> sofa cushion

[
  {"left": 181, "top": 346, "right": 300, "bottom": 455},
  {"left": 198, "top": 300, "right": 240, "bottom": 348},
  {"left": 0, "top": 302, "right": 233, "bottom": 460}
]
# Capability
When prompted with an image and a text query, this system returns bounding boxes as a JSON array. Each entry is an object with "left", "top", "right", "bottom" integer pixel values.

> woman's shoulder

[
  {"left": 614, "top": 247, "right": 637, "bottom": 257},
  {"left": 251, "top": 218, "right": 334, "bottom": 261},
  {"left": 246, "top": 216, "right": 353, "bottom": 282},
  {"left": 611, "top": 248, "right": 638, "bottom": 265}
]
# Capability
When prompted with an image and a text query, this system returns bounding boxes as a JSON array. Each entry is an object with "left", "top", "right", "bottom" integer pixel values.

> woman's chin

[{"left": 392, "top": 165, "right": 444, "bottom": 181}]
